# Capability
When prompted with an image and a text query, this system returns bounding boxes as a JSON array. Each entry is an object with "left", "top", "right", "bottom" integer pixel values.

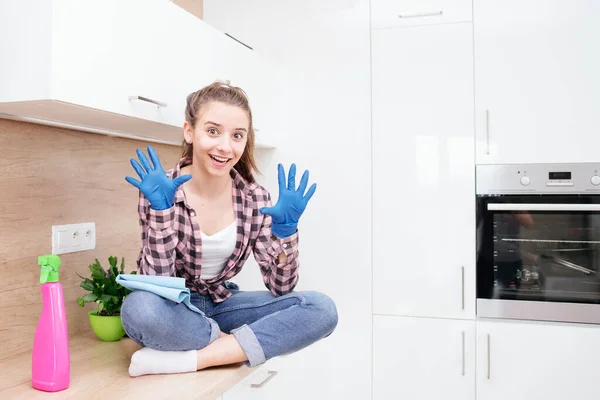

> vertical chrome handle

[
  {"left": 485, "top": 110, "right": 490, "bottom": 155},
  {"left": 251, "top": 370, "right": 278, "bottom": 388},
  {"left": 461, "top": 266, "right": 465, "bottom": 310},
  {"left": 487, "top": 334, "right": 491, "bottom": 380},
  {"left": 398, "top": 10, "right": 443, "bottom": 18},
  {"left": 461, "top": 330, "right": 465, "bottom": 376}
]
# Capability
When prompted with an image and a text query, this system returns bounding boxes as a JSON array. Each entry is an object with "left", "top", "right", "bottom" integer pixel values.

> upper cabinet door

[
  {"left": 372, "top": 22, "right": 476, "bottom": 320},
  {"left": 371, "top": 0, "right": 472, "bottom": 29},
  {"left": 0, "top": 0, "right": 278, "bottom": 147},
  {"left": 474, "top": 0, "right": 600, "bottom": 164},
  {"left": 52, "top": 0, "right": 161, "bottom": 124}
]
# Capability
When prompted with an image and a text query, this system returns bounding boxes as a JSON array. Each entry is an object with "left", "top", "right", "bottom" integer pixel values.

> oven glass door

[{"left": 477, "top": 195, "right": 600, "bottom": 305}]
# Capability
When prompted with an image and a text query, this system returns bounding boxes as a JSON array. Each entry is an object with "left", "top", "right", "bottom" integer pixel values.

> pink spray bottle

[{"left": 32, "top": 254, "right": 70, "bottom": 392}]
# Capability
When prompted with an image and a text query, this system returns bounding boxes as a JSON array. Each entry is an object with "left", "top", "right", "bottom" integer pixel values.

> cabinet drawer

[
  {"left": 371, "top": 0, "right": 472, "bottom": 29},
  {"left": 223, "top": 356, "right": 286, "bottom": 399}
]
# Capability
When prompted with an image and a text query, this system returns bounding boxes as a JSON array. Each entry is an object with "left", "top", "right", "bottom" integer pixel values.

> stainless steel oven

[{"left": 476, "top": 163, "right": 600, "bottom": 324}]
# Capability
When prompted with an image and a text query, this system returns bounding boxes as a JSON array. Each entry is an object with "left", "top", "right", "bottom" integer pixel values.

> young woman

[{"left": 122, "top": 81, "right": 338, "bottom": 377}]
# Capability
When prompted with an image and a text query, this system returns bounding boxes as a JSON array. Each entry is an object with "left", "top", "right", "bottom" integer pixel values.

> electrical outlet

[{"left": 52, "top": 222, "right": 96, "bottom": 255}]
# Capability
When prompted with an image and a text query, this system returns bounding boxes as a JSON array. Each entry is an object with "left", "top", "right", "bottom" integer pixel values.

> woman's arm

[
  {"left": 251, "top": 163, "right": 316, "bottom": 296},
  {"left": 125, "top": 145, "right": 190, "bottom": 276},
  {"left": 252, "top": 192, "right": 300, "bottom": 296},
  {"left": 136, "top": 191, "right": 178, "bottom": 276}
]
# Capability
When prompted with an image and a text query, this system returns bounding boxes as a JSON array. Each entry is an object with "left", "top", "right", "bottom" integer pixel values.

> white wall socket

[{"left": 52, "top": 222, "right": 96, "bottom": 255}]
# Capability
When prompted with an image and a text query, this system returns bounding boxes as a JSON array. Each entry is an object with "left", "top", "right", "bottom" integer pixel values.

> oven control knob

[
  {"left": 520, "top": 176, "right": 531, "bottom": 186},
  {"left": 591, "top": 175, "right": 600, "bottom": 186}
]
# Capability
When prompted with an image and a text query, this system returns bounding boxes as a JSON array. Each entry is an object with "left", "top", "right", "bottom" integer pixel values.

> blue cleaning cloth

[{"left": 116, "top": 274, "right": 204, "bottom": 315}]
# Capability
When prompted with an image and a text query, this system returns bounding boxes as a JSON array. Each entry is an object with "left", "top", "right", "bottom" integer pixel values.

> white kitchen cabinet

[
  {"left": 222, "top": 357, "right": 284, "bottom": 400},
  {"left": 373, "top": 315, "right": 475, "bottom": 400},
  {"left": 371, "top": 0, "right": 472, "bottom": 30},
  {"left": 223, "top": 340, "right": 348, "bottom": 400},
  {"left": 0, "top": 0, "right": 275, "bottom": 148},
  {"left": 473, "top": 0, "right": 600, "bottom": 164},
  {"left": 477, "top": 318, "right": 600, "bottom": 400},
  {"left": 372, "top": 22, "right": 476, "bottom": 319}
]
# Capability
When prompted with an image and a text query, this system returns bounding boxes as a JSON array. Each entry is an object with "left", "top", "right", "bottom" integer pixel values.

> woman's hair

[{"left": 182, "top": 80, "right": 259, "bottom": 183}]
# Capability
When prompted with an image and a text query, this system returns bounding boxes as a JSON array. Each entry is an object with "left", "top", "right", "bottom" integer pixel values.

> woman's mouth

[{"left": 209, "top": 154, "right": 231, "bottom": 167}]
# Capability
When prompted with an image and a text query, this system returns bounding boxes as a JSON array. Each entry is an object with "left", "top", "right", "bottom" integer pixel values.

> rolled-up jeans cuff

[
  {"left": 231, "top": 324, "right": 266, "bottom": 367},
  {"left": 209, "top": 319, "right": 221, "bottom": 344}
]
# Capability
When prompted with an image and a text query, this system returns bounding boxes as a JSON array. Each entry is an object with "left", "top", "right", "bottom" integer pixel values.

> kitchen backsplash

[{"left": 0, "top": 119, "right": 183, "bottom": 360}]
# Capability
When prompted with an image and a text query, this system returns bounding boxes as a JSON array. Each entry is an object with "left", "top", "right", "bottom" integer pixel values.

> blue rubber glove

[
  {"left": 260, "top": 163, "right": 317, "bottom": 238},
  {"left": 125, "top": 145, "right": 192, "bottom": 210}
]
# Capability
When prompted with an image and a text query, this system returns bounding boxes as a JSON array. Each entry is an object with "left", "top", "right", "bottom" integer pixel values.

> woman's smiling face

[{"left": 187, "top": 101, "right": 249, "bottom": 177}]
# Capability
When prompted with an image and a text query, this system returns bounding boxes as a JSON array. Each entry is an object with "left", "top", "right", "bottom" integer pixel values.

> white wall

[{"left": 204, "top": 1, "right": 372, "bottom": 398}]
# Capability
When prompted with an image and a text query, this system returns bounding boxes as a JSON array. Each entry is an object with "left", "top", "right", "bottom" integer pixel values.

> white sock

[{"left": 128, "top": 347, "right": 197, "bottom": 377}]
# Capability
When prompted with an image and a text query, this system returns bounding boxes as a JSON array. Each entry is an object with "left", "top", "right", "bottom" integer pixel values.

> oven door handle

[{"left": 487, "top": 203, "right": 600, "bottom": 211}]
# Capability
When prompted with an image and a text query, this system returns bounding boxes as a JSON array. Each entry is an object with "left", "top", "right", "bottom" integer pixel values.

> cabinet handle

[
  {"left": 487, "top": 334, "right": 491, "bottom": 380},
  {"left": 461, "top": 331, "right": 465, "bottom": 376},
  {"left": 461, "top": 266, "right": 465, "bottom": 310},
  {"left": 485, "top": 110, "right": 490, "bottom": 154},
  {"left": 225, "top": 32, "right": 253, "bottom": 50},
  {"left": 398, "top": 10, "right": 443, "bottom": 18},
  {"left": 251, "top": 370, "right": 278, "bottom": 388},
  {"left": 129, "top": 95, "right": 168, "bottom": 108}
]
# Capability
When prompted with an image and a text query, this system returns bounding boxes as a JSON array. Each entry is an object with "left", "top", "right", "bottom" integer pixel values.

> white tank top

[{"left": 200, "top": 220, "right": 237, "bottom": 279}]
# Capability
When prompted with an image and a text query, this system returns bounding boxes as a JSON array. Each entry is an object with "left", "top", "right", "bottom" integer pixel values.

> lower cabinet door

[
  {"left": 373, "top": 315, "right": 475, "bottom": 400},
  {"left": 477, "top": 319, "right": 600, "bottom": 400}
]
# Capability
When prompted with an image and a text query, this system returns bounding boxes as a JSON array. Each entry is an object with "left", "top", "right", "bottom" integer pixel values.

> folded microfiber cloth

[{"left": 116, "top": 274, "right": 204, "bottom": 315}]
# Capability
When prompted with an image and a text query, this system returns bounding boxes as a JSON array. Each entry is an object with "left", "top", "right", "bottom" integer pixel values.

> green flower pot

[{"left": 88, "top": 311, "right": 125, "bottom": 342}]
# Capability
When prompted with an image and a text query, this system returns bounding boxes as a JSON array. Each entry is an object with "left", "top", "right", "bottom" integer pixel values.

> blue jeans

[{"left": 120, "top": 283, "right": 338, "bottom": 367}]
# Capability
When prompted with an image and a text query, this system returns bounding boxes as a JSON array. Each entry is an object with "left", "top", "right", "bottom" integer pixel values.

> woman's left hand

[{"left": 259, "top": 163, "right": 317, "bottom": 238}]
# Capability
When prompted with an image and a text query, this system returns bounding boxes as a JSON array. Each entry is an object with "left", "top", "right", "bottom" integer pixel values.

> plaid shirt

[{"left": 135, "top": 157, "right": 300, "bottom": 303}]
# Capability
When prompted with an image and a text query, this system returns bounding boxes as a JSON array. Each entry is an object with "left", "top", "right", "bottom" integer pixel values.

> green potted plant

[{"left": 77, "top": 256, "right": 136, "bottom": 342}]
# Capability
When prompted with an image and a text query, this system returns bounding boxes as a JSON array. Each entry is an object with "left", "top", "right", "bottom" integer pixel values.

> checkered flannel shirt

[{"left": 135, "top": 157, "right": 300, "bottom": 303}]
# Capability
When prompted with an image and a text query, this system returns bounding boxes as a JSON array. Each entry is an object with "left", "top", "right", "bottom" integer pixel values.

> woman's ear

[{"left": 183, "top": 121, "right": 193, "bottom": 144}]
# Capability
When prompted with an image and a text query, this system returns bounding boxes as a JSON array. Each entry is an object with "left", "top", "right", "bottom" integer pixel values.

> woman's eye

[
  {"left": 234, "top": 132, "right": 244, "bottom": 139},
  {"left": 208, "top": 128, "right": 218, "bottom": 135}
]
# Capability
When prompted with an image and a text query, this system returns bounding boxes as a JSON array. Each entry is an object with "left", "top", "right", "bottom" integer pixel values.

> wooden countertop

[{"left": 0, "top": 331, "right": 252, "bottom": 399}]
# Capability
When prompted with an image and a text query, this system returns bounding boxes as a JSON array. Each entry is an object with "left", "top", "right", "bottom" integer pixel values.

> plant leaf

[
  {"left": 77, "top": 256, "right": 135, "bottom": 314},
  {"left": 82, "top": 293, "right": 98, "bottom": 303},
  {"left": 80, "top": 278, "right": 95, "bottom": 292},
  {"left": 105, "top": 284, "right": 118, "bottom": 296},
  {"left": 102, "top": 295, "right": 119, "bottom": 305},
  {"left": 89, "top": 259, "right": 106, "bottom": 280}
]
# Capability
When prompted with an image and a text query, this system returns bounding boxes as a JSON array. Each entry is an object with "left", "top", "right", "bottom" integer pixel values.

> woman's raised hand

[
  {"left": 125, "top": 145, "right": 191, "bottom": 210},
  {"left": 259, "top": 163, "right": 317, "bottom": 238}
]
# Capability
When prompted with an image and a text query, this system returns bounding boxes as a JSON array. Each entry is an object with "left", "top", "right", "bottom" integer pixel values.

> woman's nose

[{"left": 216, "top": 135, "right": 232, "bottom": 152}]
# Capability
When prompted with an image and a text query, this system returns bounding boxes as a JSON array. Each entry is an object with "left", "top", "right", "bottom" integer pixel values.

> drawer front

[
  {"left": 371, "top": 0, "right": 472, "bottom": 29},
  {"left": 223, "top": 356, "right": 286, "bottom": 399}
]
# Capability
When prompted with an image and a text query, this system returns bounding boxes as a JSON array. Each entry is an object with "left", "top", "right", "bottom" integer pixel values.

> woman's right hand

[{"left": 125, "top": 145, "right": 192, "bottom": 210}]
